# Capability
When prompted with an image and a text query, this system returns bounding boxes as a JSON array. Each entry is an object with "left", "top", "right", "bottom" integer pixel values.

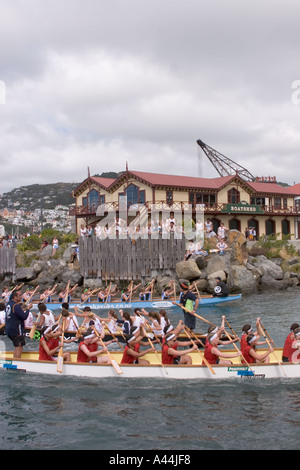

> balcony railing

[{"left": 70, "top": 201, "right": 300, "bottom": 217}]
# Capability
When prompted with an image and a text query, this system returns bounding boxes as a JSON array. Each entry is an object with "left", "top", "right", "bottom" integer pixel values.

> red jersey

[
  {"left": 241, "top": 343, "right": 255, "bottom": 364},
  {"left": 39, "top": 336, "right": 59, "bottom": 361},
  {"left": 203, "top": 342, "right": 219, "bottom": 364},
  {"left": 283, "top": 333, "right": 294, "bottom": 360},
  {"left": 77, "top": 341, "right": 97, "bottom": 363},
  {"left": 121, "top": 344, "right": 140, "bottom": 364},
  {"left": 162, "top": 342, "right": 178, "bottom": 365}
]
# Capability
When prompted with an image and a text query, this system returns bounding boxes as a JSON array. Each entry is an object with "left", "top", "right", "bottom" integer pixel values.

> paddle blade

[
  {"left": 57, "top": 349, "right": 64, "bottom": 373},
  {"left": 28, "top": 325, "right": 37, "bottom": 339},
  {"left": 112, "top": 359, "right": 123, "bottom": 375}
]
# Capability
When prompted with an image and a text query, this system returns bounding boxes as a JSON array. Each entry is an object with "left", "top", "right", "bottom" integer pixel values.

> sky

[{"left": 1, "top": 0, "right": 300, "bottom": 195}]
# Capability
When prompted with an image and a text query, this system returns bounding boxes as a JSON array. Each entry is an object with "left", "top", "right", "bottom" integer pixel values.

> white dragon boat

[{"left": 0, "top": 349, "right": 299, "bottom": 380}]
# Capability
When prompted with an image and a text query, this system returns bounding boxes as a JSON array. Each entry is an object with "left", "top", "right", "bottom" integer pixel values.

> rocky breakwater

[
  {"left": 175, "top": 230, "right": 300, "bottom": 296},
  {"left": 8, "top": 243, "right": 84, "bottom": 294}
]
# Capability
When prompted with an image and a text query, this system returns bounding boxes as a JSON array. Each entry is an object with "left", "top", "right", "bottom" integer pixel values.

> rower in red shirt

[
  {"left": 162, "top": 332, "right": 198, "bottom": 365},
  {"left": 282, "top": 323, "right": 300, "bottom": 362}
]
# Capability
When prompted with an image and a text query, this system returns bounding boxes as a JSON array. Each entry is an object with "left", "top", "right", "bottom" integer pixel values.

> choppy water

[{"left": 1, "top": 290, "right": 300, "bottom": 451}]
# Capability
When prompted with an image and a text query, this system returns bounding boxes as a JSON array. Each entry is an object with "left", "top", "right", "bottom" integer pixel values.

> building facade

[{"left": 70, "top": 169, "right": 300, "bottom": 239}]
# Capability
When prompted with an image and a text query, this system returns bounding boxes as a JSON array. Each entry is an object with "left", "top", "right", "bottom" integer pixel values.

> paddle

[
  {"left": 29, "top": 312, "right": 41, "bottom": 339},
  {"left": 63, "top": 281, "right": 70, "bottom": 303},
  {"left": 57, "top": 318, "right": 66, "bottom": 373},
  {"left": 105, "top": 283, "right": 112, "bottom": 305},
  {"left": 173, "top": 302, "right": 254, "bottom": 374},
  {"left": 91, "top": 326, "right": 123, "bottom": 375},
  {"left": 141, "top": 327, "right": 168, "bottom": 375},
  {"left": 259, "top": 320, "right": 286, "bottom": 376},
  {"left": 183, "top": 325, "right": 215, "bottom": 375},
  {"left": 104, "top": 323, "right": 124, "bottom": 350},
  {"left": 172, "top": 302, "right": 216, "bottom": 327}
]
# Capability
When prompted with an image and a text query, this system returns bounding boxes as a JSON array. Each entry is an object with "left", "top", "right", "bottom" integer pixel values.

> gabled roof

[
  {"left": 249, "top": 181, "right": 298, "bottom": 196},
  {"left": 287, "top": 183, "right": 300, "bottom": 196},
  {"left": 128, "top": 171, "right": 233, "bottom": 190},
  {"left": 73, "top": 176, "right": 114, "bottom": 197},
  {"left": 72, "top": 169, "right": 298, "bottom": 197}
]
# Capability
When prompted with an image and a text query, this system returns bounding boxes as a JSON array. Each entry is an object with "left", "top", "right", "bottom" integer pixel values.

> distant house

[{"left": 71, "top": 167, "right": 300, "bottom": 239}]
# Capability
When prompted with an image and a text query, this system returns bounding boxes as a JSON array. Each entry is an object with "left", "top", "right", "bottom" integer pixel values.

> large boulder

[
  {"left": 15, "top": 267, "right": 36, "bottom": 282},
  {"left": 227, "top": 265, "right": 258, "bottom": 294},
  {"left": 227, "top": 230, "right": 248, "bottom": 265},
  {"left": 259, "top": 273, "right": 288, "bottom": 292},
  {"left": 205, "top": 254, "right": 229, "bottom": 276},
  {"left": 176, "top": 259, "right": 202, "bottom": 280},
  {"left": 248, "top": 255, "right": 283, "bottom": 280}
]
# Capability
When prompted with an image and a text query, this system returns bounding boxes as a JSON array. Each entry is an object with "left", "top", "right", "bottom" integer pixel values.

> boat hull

[
  {"left": 30, "top": 294, "right": 242, "bottom": 311},
  {"left": 0, "top": 349, "right": 299, "bottom": 380}
]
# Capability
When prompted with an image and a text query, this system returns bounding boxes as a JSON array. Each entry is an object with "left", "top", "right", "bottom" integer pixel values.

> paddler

[
  {"left": 77, "top": 328, "right": 116, "bottom": 364},
  {"left": 178, "top": 279, "right": 199, "bottom": 331},
  {"left": 204, "top": 331, "right": 242, "bottom": 365},
  {"left": 282, "top": 323, "right": 300, "bottom": 362},
  {"left": 162, "top": 332, "right": 199, "bottom": 365},
  {"left": 287, "top": 327, "right": 300, "bottom": 363},
  {"left": 120, "top": 333, "right": 155, "bottom": 365}
]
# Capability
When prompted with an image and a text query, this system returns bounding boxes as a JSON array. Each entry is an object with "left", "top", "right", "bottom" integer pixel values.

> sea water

[{"left": 0, "top": 290, "right": 300, "bottom": 451}]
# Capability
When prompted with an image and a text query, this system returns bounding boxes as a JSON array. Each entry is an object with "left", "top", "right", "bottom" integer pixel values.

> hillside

[
  {"left": 0, "top": 172, "right": 119, "bottom": 212},
  {"left": 0, "top": 182, "right": 79, "bottom": 212}
]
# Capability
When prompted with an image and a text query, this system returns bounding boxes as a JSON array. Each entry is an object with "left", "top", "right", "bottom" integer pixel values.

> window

[
  {"left": 188, "top": 192, "right": 216, "bottom": 207},
  {"left": 282, "top": 219, "right": 290, "bottom": 236},
  {"left": 88, "top": 189, "right": 100, "bottom": 208},
  {"left": 274, "top": 197, "right": 281, "bottom": 209},
  {"left": 250, "top": 196, "right": 265, "bottom": 206},
  {"left": 228, "top": 188, "right": 240, "bottom": 204},
  {"left": 120, "top": 184, "right": 146, "bottom": 208},
  {"left": 166, "top": 191, "right": 173, "bottom": 206}
]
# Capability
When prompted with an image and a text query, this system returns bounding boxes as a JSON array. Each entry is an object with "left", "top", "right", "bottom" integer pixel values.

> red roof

[
  {"left": 288, "top": 183, "right": 300, "bottom": 196},
  {"left": 128, "top": 171, "right": 234, "bottom": 190},
  {"left": 248, "top": 181, "right": 297, "bottom": 195},
  {"left": 90, "top": 176, "right": 116, "bottom": 188}
]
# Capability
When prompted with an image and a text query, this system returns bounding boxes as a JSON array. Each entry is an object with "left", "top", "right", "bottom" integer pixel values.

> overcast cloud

[{"left": 1, "top": 0, "right": 300, "bottom": 194}]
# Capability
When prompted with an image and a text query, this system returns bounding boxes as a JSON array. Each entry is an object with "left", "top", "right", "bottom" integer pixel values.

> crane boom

[{"left": 196, "top": 139, "right": 255, "bottom": 182}]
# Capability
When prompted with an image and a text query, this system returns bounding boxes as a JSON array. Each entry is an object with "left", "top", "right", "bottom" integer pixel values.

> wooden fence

[
  {"left": 0, "top": 247, "right": 16, "bottom": 276},
  {"left": 79, "top": 235, "right": 186, "bottom": 280}
]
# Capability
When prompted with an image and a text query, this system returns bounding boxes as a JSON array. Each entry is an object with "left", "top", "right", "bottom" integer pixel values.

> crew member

[
  {"left": 212, "top": 277, "right": 229, "bottom": 297},
  {"left": 5, "top": 289, "right": 31, "bottom": 358}
]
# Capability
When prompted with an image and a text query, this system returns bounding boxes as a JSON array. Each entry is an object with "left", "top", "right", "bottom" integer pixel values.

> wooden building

[{"left": 70, "top": 168, "right": 300, "bottom": 239}]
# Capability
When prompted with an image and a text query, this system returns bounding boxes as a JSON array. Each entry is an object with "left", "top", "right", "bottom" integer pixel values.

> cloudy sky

[{"left": 1, "top": 0, "right": 300, "bottom": 194}]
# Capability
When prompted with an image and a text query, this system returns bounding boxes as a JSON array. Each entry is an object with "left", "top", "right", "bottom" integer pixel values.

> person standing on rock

[{"left": 178, "top": 280, "right": 199, "bottom": 331}]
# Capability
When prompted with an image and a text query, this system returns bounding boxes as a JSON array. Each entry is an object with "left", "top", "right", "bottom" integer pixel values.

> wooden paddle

[
  {"left": 104, "top": 323, "right": 124, "bottom": 350},
  {"left": 173, "top": 302, "right": 254, "bottom": 374},
  {"left": 92, "top": 326, "right": 123, "bottom": 375},
  {"left": 183, "top": 326, "right": 215, "bottom": 375},
  {"left": 141, "top": 327, "right": 168, "bottom": 375},
  {"left": 29, "top": 312, "right": 41, "bottom": 339},
  {"left": 105, "top": 283, "right": 112, "bottom": 305},
  {"left": 259, "top": 320, "right": 286, "bottom": 376},
  {"left": 63, "top": 281, "right": 70, "bottom": 303},
  {"left": 57, "top": 318, "right": 66, "bottom": 373},
  {"left": 172, "top": 302, "right": 216, "bottom": 327}
]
